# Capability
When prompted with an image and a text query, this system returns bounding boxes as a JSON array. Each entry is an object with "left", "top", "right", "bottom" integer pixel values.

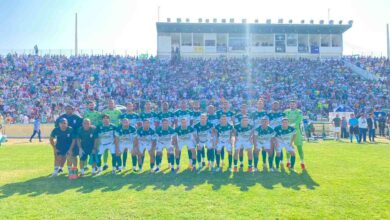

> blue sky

[{"left": 0, "top": 0, "right": 389, "bottom": 56}]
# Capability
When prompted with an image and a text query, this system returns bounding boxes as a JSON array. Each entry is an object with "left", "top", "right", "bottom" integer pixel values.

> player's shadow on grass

[{"left": 0, "top": 169, "right": 319, "bottom": 198}]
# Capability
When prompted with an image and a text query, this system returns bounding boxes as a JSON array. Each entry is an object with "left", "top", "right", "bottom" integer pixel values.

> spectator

[
  {"left": 358, "top": 114, "right": 368, "bottom": 143},
  {"left": 367, "top": 113, "right": 377, "bottom": 143},
  {"left": 341, "top": 116, "right": 348, "bottom": 139},
  {"left": 378, "top": 114, "right": 386, "bottom": 137},
  {"left": 332, "top": 114, "right": 341, "bottom": 141}
]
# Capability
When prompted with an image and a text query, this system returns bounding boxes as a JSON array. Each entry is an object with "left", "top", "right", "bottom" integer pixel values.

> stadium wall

[{"left": 1, "top": 124, "right": 54, "bottom": 138}]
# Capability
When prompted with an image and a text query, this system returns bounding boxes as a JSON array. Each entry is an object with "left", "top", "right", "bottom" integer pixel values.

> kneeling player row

[{"left": 50, "top": 114, "right": 300, "bottom": 176}]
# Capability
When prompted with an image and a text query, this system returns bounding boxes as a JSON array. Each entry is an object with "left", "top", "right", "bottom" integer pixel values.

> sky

[{"left": 0, "top": 0, "right": 389, "bottom": 56}]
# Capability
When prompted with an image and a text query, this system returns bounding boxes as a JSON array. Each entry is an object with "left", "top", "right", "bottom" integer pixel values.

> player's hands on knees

[{"left": 116, "top": 149, "right": 121, "bottom": 156}]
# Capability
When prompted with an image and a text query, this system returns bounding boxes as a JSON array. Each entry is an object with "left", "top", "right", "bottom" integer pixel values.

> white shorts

[
  {"left": 276, "top": 142, "right": 294, "bottom": 153},
  {"left": 156, "top": 142, "right": 174, "bottom": 152},
  {"left": 198, "top": 141, "right": 213, "bottom": 149},
  {"left": 99, "top": 143, "right": 115, "bottom": 154},
  {"left": 139, "top": 142, "right": 153, "bottom": 153},
  {"left": 334, "top": 127, "right": 341, "bottom": 132},
  {"left": 119, "top": 142, "right": 133, "bottom": 153},
  {"left": 235, "top": 141, "right": 253, "bottom": 150},
  {"left": 216, "top": 141, "right": 232, "bottom": 152},
  {"left": 257, "top": 141, "right": 272, "bottom": 150},
  {"left": 177, "top": 141, "right": 195, "bottom": 150}
]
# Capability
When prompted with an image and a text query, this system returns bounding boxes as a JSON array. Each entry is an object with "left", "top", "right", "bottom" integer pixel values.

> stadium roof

[{"left": 156, "top": 22, "right": 352, "bottom": 34}]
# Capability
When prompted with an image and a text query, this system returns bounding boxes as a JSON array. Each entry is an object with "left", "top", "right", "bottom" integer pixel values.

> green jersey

[
  {"left": 175, "top": 109, "right": 191, "bottom": 123},
  {"left": 215, "top": 123, "right": 234, "bottom": 142},
  {"left": 284, "top": 109, "right": 303, "bottom": 131},
  {"left": 119, "top": 112, "right": 139, "bottom": 127},
  {"left": 115, "top": 126, "right": 136, "bottom": 145},
  {"left": 268, "top": 111, "right": 286, "bottom": 129},
  {"left": 76, "top": 127, "right": 95, "bottom": 152},
  {"left": 190, "top": 110, "right": 202, "bottom": 125},
  {"left": 157, "top": 111, "right": 175, "bottom": 124},
  {"left": 102, "top": 108, "right": 122, "bottom": 125},
  {"left": 136, "top": 128, "right": 156, "bottom": 145},
  {"left": 251, "top": 111, "right": 268, "bottom": 126},
  {"left": 274, "top": 125, "right": 296, "bottom": 143},
  {"left": 155, "top": 126, "right": 175, "bottom": 144},
  {"left": 83, "top": 110, "right": 101, "bottom": 126},
  {"left": 95, "top": 124, "right": 117, "bottom": 145},
  {"left": 255, "top": 126, "right": 275, "bottom": 144},
  {"left": 175, "top": 126, "right": 195, "bottom": 142},
  {"left": 139, "top": 111, "right": 157, "bottom": 128},
  {"left": 207, "top": 113, "right": 219, "bottom": 126},
  {"left": 194, "top": 122, "right": 214, "bottom": 143},
  {"left": 234, "top": 124, "right": 254, "bottom": 141},
  {"left": 235, "top": 112, "right": 251, "bottom": 124},
  {"left": 216, "top": 110, "right": 235, "bottom": 124}
]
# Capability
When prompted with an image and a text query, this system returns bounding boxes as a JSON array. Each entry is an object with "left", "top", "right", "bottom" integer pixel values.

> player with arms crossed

[
  {"left": 173, "top": 118, "right": 196, "bottom": 172},
  {"left": 94, "top": 114, "right": 118, "bottom": 174},
  {"left": 194, "top": 114, "right": 214, "bottom": 172},
  {"left": 214, "top": 115, "right": 234, "bottom": 172},
  {"left": 233, "top": 115, "right": 254, "bottom": 172},
  {"left": 101, "top": 100, "right": 122, "bottom": 171},
  {"left": 234, "top": 104, "right": 251, "bottom": 169},
  {"left": 155, "top": 118, "right": 176, "bottom": 173},
  {"left": 190, "top": 100, "right": 205, "bottom": 167},
  {"left": 114, "top": 118, "right": 137, "bottom": 172},
  {"left": 119, "top": 102, "right": 140, "bottom": 170},
  {"left": 250, "top": 99, "right": 268, "bottom": 171},
  {"left": 267, "top": 101, "right": 286, "bottom": 168},
  {"left": 134, "top": 119, "right": 157, "bottom": 172},
  {"left": 253, "top": 116, "right": 276, "bottom": 172},
  {"left": 274, "top": 118, "right": 297, "bottom": 171},
  {"left": 157, "top": 102, "right": 176, "bottom": 169},
  {"left": 174, "top": 101, "right": 193, "bottom": 167}
]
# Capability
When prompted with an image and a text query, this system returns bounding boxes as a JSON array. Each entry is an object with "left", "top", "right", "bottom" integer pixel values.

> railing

[{"left": 0, "top": 49, "right": 151, "bottom": 57}]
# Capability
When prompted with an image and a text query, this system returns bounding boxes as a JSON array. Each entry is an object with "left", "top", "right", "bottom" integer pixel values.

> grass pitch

[{"left": 0, "top": 140, "right": 389, "bottom": 219}]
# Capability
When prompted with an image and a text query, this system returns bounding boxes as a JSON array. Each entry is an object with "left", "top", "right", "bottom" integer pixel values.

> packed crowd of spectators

[
  {"left": 344, "top": 56, "right": 390, "bottom": 82},
  {"left": 0, "top": 54, "right": 389, "bottom": 124}
]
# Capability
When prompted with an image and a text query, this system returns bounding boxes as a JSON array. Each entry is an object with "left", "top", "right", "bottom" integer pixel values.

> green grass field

[{"left": 0, "top": 140, "right": 389, "bottom": 219}]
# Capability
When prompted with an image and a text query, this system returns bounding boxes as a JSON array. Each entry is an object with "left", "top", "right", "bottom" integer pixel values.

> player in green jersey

[
  {"left": 157, "top": 102, "right": 175, "bottom": 169},
  {"left": 214, "top": 115, "right": 234, "bottom": 172},
  {"left": 250, "top": 100, "right": 268, "bottom": 171},
  {"left": 134, "top": 119, "right": 157, "bottom": 172},
  {"left": 174, "top": 101, "right": 193, "bottom": 168},
  {"left": 268, "top": 101, "right": 286, "bottom": 168},
  {"left": 234, "top": 104, "right": 250, "bottom": 169},
  {"left": 155, "top": 118, "right": 176, "bottom": 173},
  {"left": 233, "top": 115, "right": 254, "bottom": 172},
  {"left": 101, "top": 99, "right": 122, "bottom": 171},
  {"left": 284, "top": 100, "right": 305, "bottom": 170},
  {"left": 94, "top": 114, "right": 117, "bottom": 174},
  {"left": 194, "top": 114, "right": 214, "bottom": 172},
  {"left": 274, "top": 118, "right": 297, "bottom": 171},
  {"left": 139, "top": 101, "right": 157, "bottom": 129},
  {"left": 253, "top": 117, "right": 276, "bottom": 172},
  {"left": 83, "top": 101, "right": 101, "bottom": 127},
  {"left": 190, "top": 100, "right": 205, "bottom": 167},
  {"left": 216, "top": 100, "right": 235, "bottom": 167},
  {"left": 114, "top": 118, "right": 137, "bottom": 172},
  {"left": 119, "top": 102, "right": 140, "bottom": 170},
  {"left": 119, "top": 102, "right": 139, "bottom": 128},
  {"left": 173, "top": 118, "right": 196, "bottom": 172}
]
